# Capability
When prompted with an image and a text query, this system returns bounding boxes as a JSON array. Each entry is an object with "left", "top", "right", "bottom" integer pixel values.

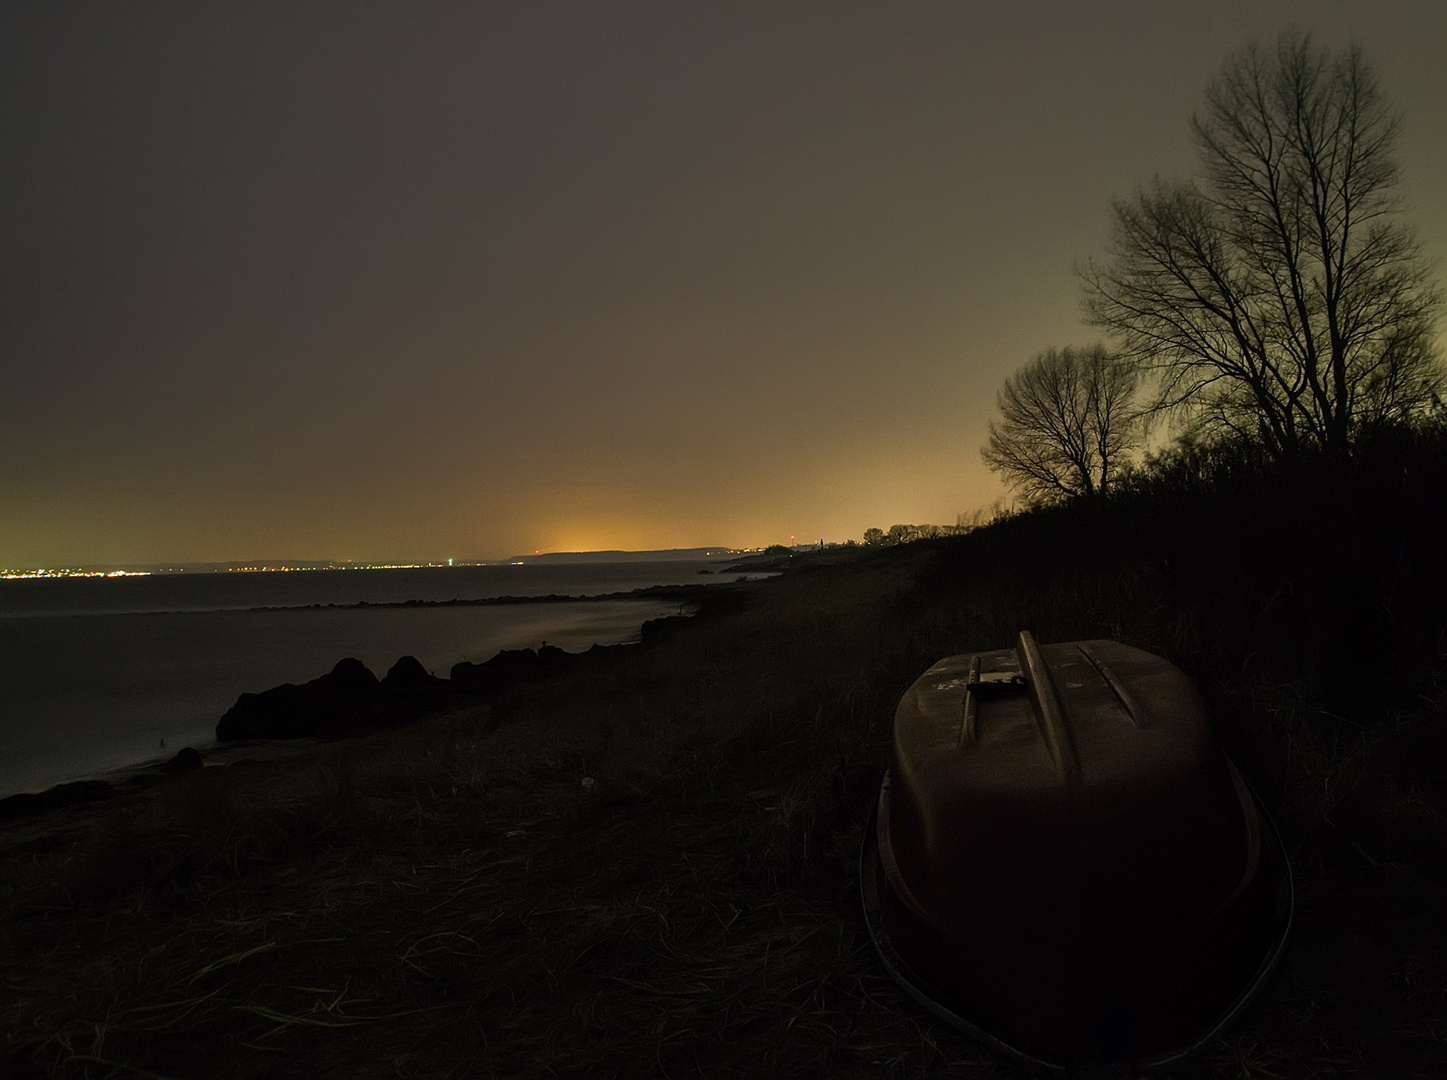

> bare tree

[
  {"left": 981, "top": 345, "right": 1141, "bottom": 504},
  {"left": 1081, "top": 33, "right": 1442, "bottom": 458}
]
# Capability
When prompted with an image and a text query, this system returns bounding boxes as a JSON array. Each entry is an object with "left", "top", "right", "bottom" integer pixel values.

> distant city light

[
  {"left": 0, "top": 561, "right": 481, "bottom": 578},
  {"left": 0, "top": 568, "right": 152, "bottom": 580}
]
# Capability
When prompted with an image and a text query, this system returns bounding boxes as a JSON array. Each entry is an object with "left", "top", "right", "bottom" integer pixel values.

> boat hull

[{"left": 863, "top": 634, "right": 1292, "bottom": 1071}]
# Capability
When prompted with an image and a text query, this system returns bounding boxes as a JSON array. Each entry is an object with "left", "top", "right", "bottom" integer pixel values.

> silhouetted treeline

[
  {"left": 987, "top": 35, "right": 1442, "bottom": 507},
  {"left": 922, "top": 417, "right": 1447, "bottom": 774},
  {"left": 861, "top": 523, "right": 964, "bottom": 546}
]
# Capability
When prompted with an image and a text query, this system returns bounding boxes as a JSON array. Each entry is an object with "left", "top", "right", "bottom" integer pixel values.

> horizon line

[{"left": 0, "top": 544, "right": 814, "bottom": 578}]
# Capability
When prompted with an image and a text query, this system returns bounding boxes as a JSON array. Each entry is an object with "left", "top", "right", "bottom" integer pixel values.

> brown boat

[{"left": 861, "top": 632, "right": 1292, "bottom": 1072}]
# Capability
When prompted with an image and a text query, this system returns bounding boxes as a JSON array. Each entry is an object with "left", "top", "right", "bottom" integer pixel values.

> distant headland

[{"left": 501, "top": 547, "right": 742, "bottom": 565}]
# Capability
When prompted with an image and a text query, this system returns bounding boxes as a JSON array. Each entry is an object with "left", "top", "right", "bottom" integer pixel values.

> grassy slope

[{"left": 3, "top": 439, "right": 1445, "bottom": 1078}]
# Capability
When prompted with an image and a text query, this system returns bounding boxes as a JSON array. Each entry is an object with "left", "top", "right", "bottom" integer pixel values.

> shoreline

[
  {"left": 0, "top": 574, "right": 775, "bottom": 620},
  {"left": 4, "top": 471, "right": 1445, "bottom": 1075},
  {"left": 0, "top": 738, "right": 334, "bottom": 827},
  {"left": 0, "top": 579, "right": 752, "bottom": 818}
]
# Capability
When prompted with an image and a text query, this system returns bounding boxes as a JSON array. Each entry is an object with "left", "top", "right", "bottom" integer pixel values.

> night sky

[{"left": 3, "top": 2, "right": 1443, "bottom": 567}]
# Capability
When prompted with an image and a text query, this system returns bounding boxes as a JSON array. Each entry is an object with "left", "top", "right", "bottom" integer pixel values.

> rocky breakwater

[
  {"left": 447, "top": 643, "right": 572, "bottom": 692},
  {"left": 215, "top": 645, "right": 587, "bottom": 741},
  {"left": 215, "top": 655, "right": 451, "bottom": 740},
  {"left": 4, "top": 607, "right": 709, "bottom": 819}
]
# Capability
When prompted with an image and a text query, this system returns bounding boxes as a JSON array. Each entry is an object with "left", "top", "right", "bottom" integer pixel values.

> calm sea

[{"left": 0, "top": 561, "right": 735, "bottom": 797}]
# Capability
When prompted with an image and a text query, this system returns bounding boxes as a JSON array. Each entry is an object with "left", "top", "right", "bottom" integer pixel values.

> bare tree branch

[
  {"left": 981, "top": 345, "right": 1142, "bottom": 504},
  {"left": 1080, "top": 32, "right": 1442, "bottom": 458}
]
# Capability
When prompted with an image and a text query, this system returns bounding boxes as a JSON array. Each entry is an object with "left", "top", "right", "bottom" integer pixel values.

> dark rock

[
  {"left": 323, "top": 656, "right": 380, "bottom": 693},
  {"left": 451, "top": 647, "right": 538, "bottom": 688},
  {"left": 216, "top": 658, "right": 382, "bottom": 741},
  {"left": 378, "top": 654, "right": 450, "bottom": 725},
  {"left": 449, "top": 645, "right": 574, "bottom": 693},
  {"left": 536, "top": 644, "right": 570, "bottom": 668},
  {"left": 382, "top": 654, "right": 434, "bottom": 688},
  {"left": 216, "top": 641, "right": 584, "bottom": 745},
  {"left": 160, "top": 746, "right": 204, "bottom": 773},
  {"left": 0, "top": 779, "right": 115, "bottom": 821},
  {"left": 639, "top": 613, "right": 695, "bottom": 644}
]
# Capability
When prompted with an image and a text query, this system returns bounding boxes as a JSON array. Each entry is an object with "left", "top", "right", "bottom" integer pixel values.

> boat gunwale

[{"left": 861, "top": 764, "right": 1295, "bottom": 1072}]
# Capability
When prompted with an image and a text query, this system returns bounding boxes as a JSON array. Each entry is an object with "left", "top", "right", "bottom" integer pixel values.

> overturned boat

[{"left": 861, "top": 632, "right": 1292, "bottom": 1072}]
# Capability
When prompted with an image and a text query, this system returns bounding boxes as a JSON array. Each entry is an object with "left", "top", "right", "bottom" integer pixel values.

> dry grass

[
  {"left": 1, "top": 561, "right": 1004, "bottom": 1079},
  {"left": 5, "top": 454, "right": 1447, "bottom": 1077}
]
